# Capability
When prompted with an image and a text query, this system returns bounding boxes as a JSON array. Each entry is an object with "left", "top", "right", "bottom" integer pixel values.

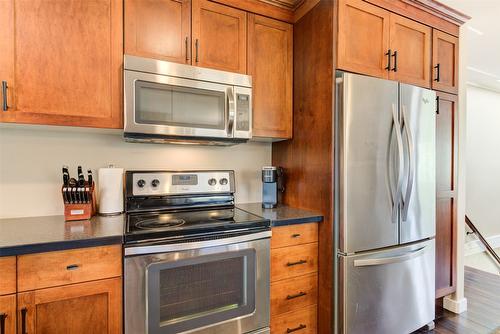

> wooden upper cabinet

[
  {"left": 337, "top": 0, "right": 390, "bottom": 79},
  {"left": 435, "top": 92, "right": 458, "bottom": 298},
  {"left": 0, "top": 0, "right": 123, "bottom": 128},
  {"left": 125, "top": 0, "right": 191, "bottom": 64},
  {"left": 248, "top": 14, "right": 292, "bottom": 139},
  {"left": 192, "top": 0, "right": 247, "bottom": 73},
  {"left": 432, "top": 30, "right": 459, "bottom": 94},
  {"left": 17, "top": 277, "right": 122, "bottom": 334},
  {"left": 388, "top": 13, "right": 431, "bottom": 88}
]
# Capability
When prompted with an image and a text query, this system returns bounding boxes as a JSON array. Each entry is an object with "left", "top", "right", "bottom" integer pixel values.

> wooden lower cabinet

[
  {"left": 17, "top": 277, "right": 122, "bottom": 334},
  {"left": 271, "top": 223, "right": 318, "bottom": 333},
  {"left": 271, "top": 304, "right": 317, "bottom": 334},
  {"left": 0, "top": 257, "right": 16, "bottom": 296},
  {"left": 0, "top": 294, "right": 16, "bottom": 334}
]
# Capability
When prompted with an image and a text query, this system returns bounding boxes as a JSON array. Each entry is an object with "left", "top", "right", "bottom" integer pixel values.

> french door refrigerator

[{"left": 334, "top": 72, "right": 436, "bottom": 334}]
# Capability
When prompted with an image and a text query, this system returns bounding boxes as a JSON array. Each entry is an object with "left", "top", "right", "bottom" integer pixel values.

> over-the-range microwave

[{"left": 124, "top": 55, "right": 252, "bottom": 145}]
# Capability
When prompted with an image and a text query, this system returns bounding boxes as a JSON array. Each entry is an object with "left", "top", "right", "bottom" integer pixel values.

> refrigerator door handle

[
  {"left": 401, "top": 105, "right": 415, "bottom": 221},
  {"left": 353, "top": 246, "right": 426, "bottom": 267},
  {"left": 391, "top": 104, "right": 404, "bottom": 224}
]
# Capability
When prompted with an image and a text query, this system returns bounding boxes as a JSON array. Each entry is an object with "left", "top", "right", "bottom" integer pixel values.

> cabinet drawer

[
  {"left": 0, "top": 256, "right": 16, "bottom": 295},
  {"left": 271, "top": 273, "right": 317, "bottom": 316},
  {"left": 18, "top": 245, "right": 122, "bottom": 292},
  {"left": 271, "top": 243, "right": 318, "bottom": 282},
  {"left": 271, "top": 223, "right": 318, "bottom": 249},
  {"left": 271, "top": 304, "right": 317, "bottom": 334}
]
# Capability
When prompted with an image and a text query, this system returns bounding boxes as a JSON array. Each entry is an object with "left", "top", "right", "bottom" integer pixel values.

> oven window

[
  {"left": 135, "top": 80, "right": 226, "bottom": 129},
  {"left": 147, "top": 249, "right": 256, "bottom": 334}
]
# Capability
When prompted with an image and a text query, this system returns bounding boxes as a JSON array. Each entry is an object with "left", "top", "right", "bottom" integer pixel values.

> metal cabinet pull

[
  {"left": 21, "top": 308, "right": 27, "bottom": 334},
  {"left": 195, "top": 39, "right": 199, "bottom": 63},
  {"left": 392, "top": 50, "right": 398, "bottom": 72},
  {"left": 287, "top": 324, "right": 306, "bottom": 333},
  {"left": 434, "top": 63, "right": 440, "bottom": 82},
  {"left": 436, "top": 96, "right": 440, "bottom": 114},
  {"left": 286, "top": 259, "right": 307, "bottom": 267},
  {"left": 185, "top": 37, "right": 189, "bottom": 62},
  {"left": 0, "top": 313, "right": 6, "bottom": 334},
  {"left": 385, "top": 49, "right": 391, "bottom": 71},
  {"left": 2, "top": 81, "right": 7, "bottom": 111},
  {"left": 291, "top": 233, "right": 301, "bottom": 238},
  {"left": 66, "top": 264, "right": 79, "bottom": 270},
  {"left": 286, "top": 291, "right": 307, "bottom": 300}
]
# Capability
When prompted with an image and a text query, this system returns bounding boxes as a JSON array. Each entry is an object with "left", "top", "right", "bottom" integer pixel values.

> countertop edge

[{"left": 0, "top": 235, "right": 123, "bottom": 257}]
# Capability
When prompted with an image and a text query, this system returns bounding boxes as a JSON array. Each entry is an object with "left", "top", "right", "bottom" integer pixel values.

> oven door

[
  {"left": 124, "top": 70, "right": 236, "bottom": 139},
  {"left": 125, "top": 232, "right": 270, "bottom": 334}
]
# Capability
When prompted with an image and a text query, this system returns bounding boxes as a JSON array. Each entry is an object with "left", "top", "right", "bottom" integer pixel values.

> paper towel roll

[{"left": 98, "top": 165, "right": 124, "bottom": 215}]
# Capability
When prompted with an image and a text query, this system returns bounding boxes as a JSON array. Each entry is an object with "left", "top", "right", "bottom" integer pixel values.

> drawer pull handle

[
  {"left": 287, "top": 324, "right": 306, "bottom": 333},
  {"left": 286, "top": 291, "right": 307, "bottom": 300},
  {"left": 286, "top": 259, "right": 307, "bottom": 267},
  {"left": 66, "top": 264, "right": 79, "bottom": 270},
  {"left": 0, "top": 313, "right": 6, "bottom": 334},
  {"left": 21, "top": 308, "right": 27, "bottom": 334},
  {"left": 291, "top": 233, "right": 301, "bottom": 238}
]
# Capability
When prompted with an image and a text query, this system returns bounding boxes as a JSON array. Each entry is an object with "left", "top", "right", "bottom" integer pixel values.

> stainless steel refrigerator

[{"left": 334, "top": 72, "right": 436, "bottom": 334}]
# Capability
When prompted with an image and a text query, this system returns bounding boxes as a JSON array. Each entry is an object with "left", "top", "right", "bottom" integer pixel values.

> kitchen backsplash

[{"left": 0, "top": 125, "right": 271, "bottom": 218}]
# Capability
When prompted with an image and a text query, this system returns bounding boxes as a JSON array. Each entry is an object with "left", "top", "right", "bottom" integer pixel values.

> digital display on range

[{"left": 172, "top": 174, "right": 198, "bottom": 185}]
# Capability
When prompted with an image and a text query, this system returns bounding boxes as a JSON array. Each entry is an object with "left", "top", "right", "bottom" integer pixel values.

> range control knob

[
  {"left": 137, "top": 179, "right": 146, "bottom": 188},
  {"left": 219, "top": 178, "right": 228, "bottom": 185},
  {"left": 208, "top": 178, "right": 217, "bottom": 186},
  {"left": 151, "top": 179, "right": 160, "bottom": 188}
]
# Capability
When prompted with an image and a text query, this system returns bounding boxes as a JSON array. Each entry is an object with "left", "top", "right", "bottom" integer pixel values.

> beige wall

[{"left": 0, "top": 125, "right": 271, "bottom": 218}]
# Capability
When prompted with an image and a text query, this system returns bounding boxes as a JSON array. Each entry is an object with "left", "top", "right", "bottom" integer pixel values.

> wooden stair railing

[{"left": 465, "top": 215, "right": 500, "bottom": 265}]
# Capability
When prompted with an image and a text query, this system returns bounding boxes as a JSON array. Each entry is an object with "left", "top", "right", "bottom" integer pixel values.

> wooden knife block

[{"left": 62, "top": 183, "right": 96, "bottom": 221}]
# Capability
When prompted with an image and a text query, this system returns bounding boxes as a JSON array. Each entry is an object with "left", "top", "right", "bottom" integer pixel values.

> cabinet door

[
  {"left": 432, "top": 30, "right": 459, "bottom": 94},
  {"left": 0, "top": 0, "right": 14, "bottom": 123},
  {"left": 0, "top": 295, "right": 16, "bottom": 334},
  {"left": 337, "top": 0, "right": 390, "bottom": 79},
  {"left": 125, "top": 0, "right": 191, "bottom": 64},
  {"left": 248, "top": 14, "right": 292, "bottom": 139},
  {"left": 192, "top": 0, "right": 247, "bottom": 73},
  {"left": 0, "top": 257, "right": 16, "bottom": 296},
  {"left": 17, "top": 278, "right": 122, "bottom": 334},
  {"left": 389, "top": 14, "right": 431, "bottom": 88},
  {"left": 4, "top": 0, "right": 123, "bottom": 128},
  {"left": 435, "top": 92, "right": 458, "bottom": 298}
]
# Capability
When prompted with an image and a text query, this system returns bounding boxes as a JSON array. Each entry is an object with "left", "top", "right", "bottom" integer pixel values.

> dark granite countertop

[
  {"left": 0, "top": 214, "right": 125, "bottom": 256},
  {"left": 236, "top": 203, "right": 323, "bottom": 227}
]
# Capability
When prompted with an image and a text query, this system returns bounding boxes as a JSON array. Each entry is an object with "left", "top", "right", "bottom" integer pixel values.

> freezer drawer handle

[
  {"left": 286, "top": 259, "right": 307, "bottom": 267},
  {"left": 286, "top": 291, "right": 307, "bottom": 300},
  {"left": 287, "top": 324, "right": 306, "bottom": 333},
  {"left": 353, "top": 246, "right": 426, "bottom": 267}
]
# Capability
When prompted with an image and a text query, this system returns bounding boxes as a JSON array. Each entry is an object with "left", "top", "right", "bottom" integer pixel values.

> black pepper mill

[{"left": 262, "top": 166, "right": 285, "bottom": 208}]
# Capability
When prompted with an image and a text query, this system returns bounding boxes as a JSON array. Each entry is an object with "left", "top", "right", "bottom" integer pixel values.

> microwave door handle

[{"left": 227, "top": 87, "right": 235, "bottom": 137}]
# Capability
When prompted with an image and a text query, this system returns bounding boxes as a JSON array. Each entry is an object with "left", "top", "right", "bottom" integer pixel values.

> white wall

[
  {"left": 0, "top": 125, "right": 271, "bottom": 218},
  {"left": 466, "top": 85, "right": 500, "bottom": 237}
]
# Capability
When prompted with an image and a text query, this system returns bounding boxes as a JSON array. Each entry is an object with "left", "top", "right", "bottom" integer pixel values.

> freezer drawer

[{"left": 339, "top": 239, "right": 435, "bottom": 334}]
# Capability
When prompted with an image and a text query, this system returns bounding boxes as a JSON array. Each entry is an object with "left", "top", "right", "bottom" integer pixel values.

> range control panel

[{"left": 128, "top": 170, "right": 235, "bottom": 197}]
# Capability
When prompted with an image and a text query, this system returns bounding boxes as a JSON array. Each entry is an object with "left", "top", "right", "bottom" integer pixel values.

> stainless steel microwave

[{"left": 124, "top": 55, "right": 252, "bottom": 145}]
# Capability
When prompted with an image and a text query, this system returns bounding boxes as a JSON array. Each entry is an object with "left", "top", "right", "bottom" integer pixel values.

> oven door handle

[{"left": 125, "top": 230, "right": 272, "bottom": 256}]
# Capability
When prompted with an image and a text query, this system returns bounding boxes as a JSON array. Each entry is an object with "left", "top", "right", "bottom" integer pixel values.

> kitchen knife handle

[
  {"left": 1, "top": 81, "right": 7, "bottom": 111},
  {"left": 286, "top": 324, "right": 306, "bottom": 333},
  {"left": 21, "top": 308, "right": 27, "bottom": 334},
  {"left": 286, "top": 259, "right": 307, "bottom": 267},
  {"left": 0, "top": 313, "right": 6, "bottom": 334}
]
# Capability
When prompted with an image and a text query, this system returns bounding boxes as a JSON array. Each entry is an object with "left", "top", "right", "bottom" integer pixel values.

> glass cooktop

[{"left": 125, "top": 207, "right": 270, "bottom": 243}]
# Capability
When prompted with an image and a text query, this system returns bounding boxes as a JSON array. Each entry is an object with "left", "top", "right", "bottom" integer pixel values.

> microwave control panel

[{"left": 236, "top": 94, "right": 250, "bottom": 131}]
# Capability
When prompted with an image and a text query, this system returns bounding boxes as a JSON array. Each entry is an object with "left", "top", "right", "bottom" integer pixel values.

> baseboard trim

[{"left": 443, "top": 296, "right": 467, "bottom": 314}]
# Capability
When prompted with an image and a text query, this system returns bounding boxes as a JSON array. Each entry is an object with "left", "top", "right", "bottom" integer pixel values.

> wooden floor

[{"left": 420, "top": 266, "right": 500, "bottom": 334}]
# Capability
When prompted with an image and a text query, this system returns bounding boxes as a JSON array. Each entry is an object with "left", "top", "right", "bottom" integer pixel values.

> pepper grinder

[{"left": 262, "top": 166, "right": 285, "bottom": 208}]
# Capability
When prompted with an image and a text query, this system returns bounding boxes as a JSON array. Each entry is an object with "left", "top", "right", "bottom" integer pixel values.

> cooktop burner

[{"left": 125, "top": 207, "right": 269, "bottom": 243}]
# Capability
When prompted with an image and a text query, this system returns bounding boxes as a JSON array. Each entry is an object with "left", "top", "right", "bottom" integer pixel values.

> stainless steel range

[{"left": 124, "top": 170, "right": 271, "bottom": 334}]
